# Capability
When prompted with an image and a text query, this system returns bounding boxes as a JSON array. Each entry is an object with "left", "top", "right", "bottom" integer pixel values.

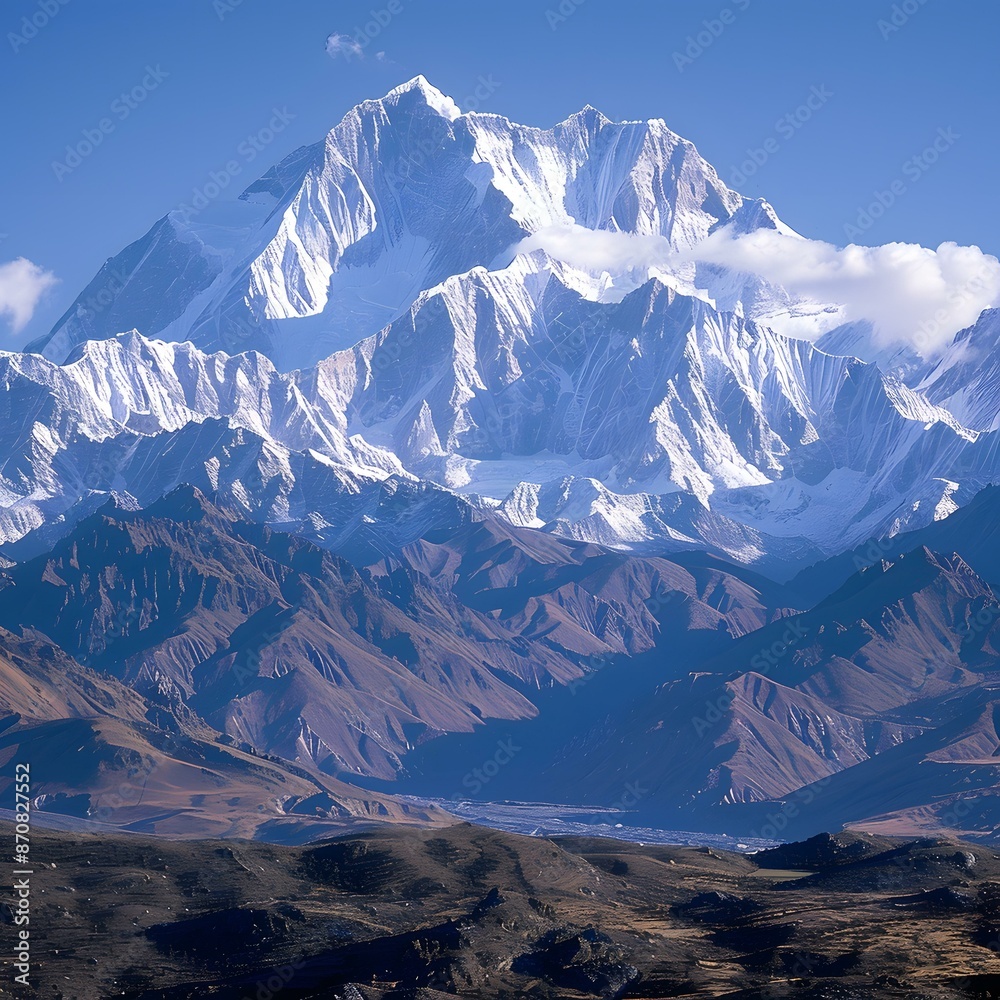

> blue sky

[{"left": 2, "top": 0, "right": 997, "bottom": 348}]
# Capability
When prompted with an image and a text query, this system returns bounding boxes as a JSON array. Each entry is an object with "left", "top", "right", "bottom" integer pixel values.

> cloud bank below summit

[{"left": 516, "top": 224, "right": 1000, "bottom": 356}]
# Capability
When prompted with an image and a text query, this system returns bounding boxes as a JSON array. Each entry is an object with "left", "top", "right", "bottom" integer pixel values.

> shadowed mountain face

[
  {"left": 13, "top": 821, "right": 1000, "bottom": 999},
  {"left": 793, "top": 483, "right": 1000, "bottom": 603},
  {"left": 392, "top": 543, "right": 1000, "bottom": 842},
  {"left": 0, "top": 486, "right": 778, "bottom": 827}
]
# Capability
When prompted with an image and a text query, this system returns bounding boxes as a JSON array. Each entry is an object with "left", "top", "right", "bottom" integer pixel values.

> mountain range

[{"left": 4, "top": 77, "right": 1000, "bottom": 844}]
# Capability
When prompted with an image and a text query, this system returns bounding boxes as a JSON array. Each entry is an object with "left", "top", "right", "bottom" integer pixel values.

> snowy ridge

[
  {"left": 33, "top": 77, "right": 776, "bottom": 371},
  {"left": 0, "top": 266, "right": 993, "bottom": 569},
  {"left": 7, "top": 77, "right": 1000, "bottom": 571}
]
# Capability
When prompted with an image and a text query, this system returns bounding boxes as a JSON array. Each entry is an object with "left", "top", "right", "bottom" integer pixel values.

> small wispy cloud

[
  {"left": 325, "top": 32, "right": 364, "bottom": 60},
  {"left": 0, "top": 258, "right": 59, "bottom": 335}
]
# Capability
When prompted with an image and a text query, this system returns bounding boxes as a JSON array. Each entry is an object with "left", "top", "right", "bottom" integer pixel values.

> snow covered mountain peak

[
  {"left": 34, "top": 77, "right": 772, "bottom": 371},
  {"left": 381, "top": 74, "right": 463, "bottom": 120},
  {"left": 552, "top": 103, "right": 614, "bottom": 128},
  {"left": 11, "top": 78, "right": 1000, "bottom": 573}
]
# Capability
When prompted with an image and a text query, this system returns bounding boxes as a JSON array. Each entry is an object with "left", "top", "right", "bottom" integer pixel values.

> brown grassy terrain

[{"left": 5, "top": 822, "right": 1000, "bottom": 999}]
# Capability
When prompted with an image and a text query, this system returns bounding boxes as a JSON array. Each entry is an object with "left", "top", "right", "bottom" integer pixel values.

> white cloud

[
  {"left": 325, "top": 32, "right": 364, "bottom": 60},
  {"left": 684, "top": 230, "right": 1000, "bottom": 356},
  {"left": 515, "top": 224, "right": 673, "bottom": 274},
  {"left": 517, "top": 223, "right": 1000, "bottom": 357},
  {"left": 0, "top": 258, "right": 58, "bottom": 335}
]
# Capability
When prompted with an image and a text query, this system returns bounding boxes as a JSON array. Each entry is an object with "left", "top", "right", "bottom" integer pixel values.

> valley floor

[
  {"left": 7, "top": 820, "right": 1000, "bottom": 999},
  {"left": 399, "top": 796, "right": 778, "bottom": 851}
]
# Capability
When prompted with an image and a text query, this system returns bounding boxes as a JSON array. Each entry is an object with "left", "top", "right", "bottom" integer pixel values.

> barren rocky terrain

[{"left": 7, "top": 821, "right": 1000, "bottom": 999}]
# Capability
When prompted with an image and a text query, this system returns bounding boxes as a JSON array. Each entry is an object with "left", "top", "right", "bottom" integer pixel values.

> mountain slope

[
  {"left": 405, "top": 545, "right": 1000, "bottom": 840},
  {"left": 0, "top": 487, "right": 777, "bottom": 784},
  {"left": 0, "top": 621, "right": 445, "bottom": 839},
  {"left": 4, "top": 76, "right": 1000, "bottom": 845}
]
